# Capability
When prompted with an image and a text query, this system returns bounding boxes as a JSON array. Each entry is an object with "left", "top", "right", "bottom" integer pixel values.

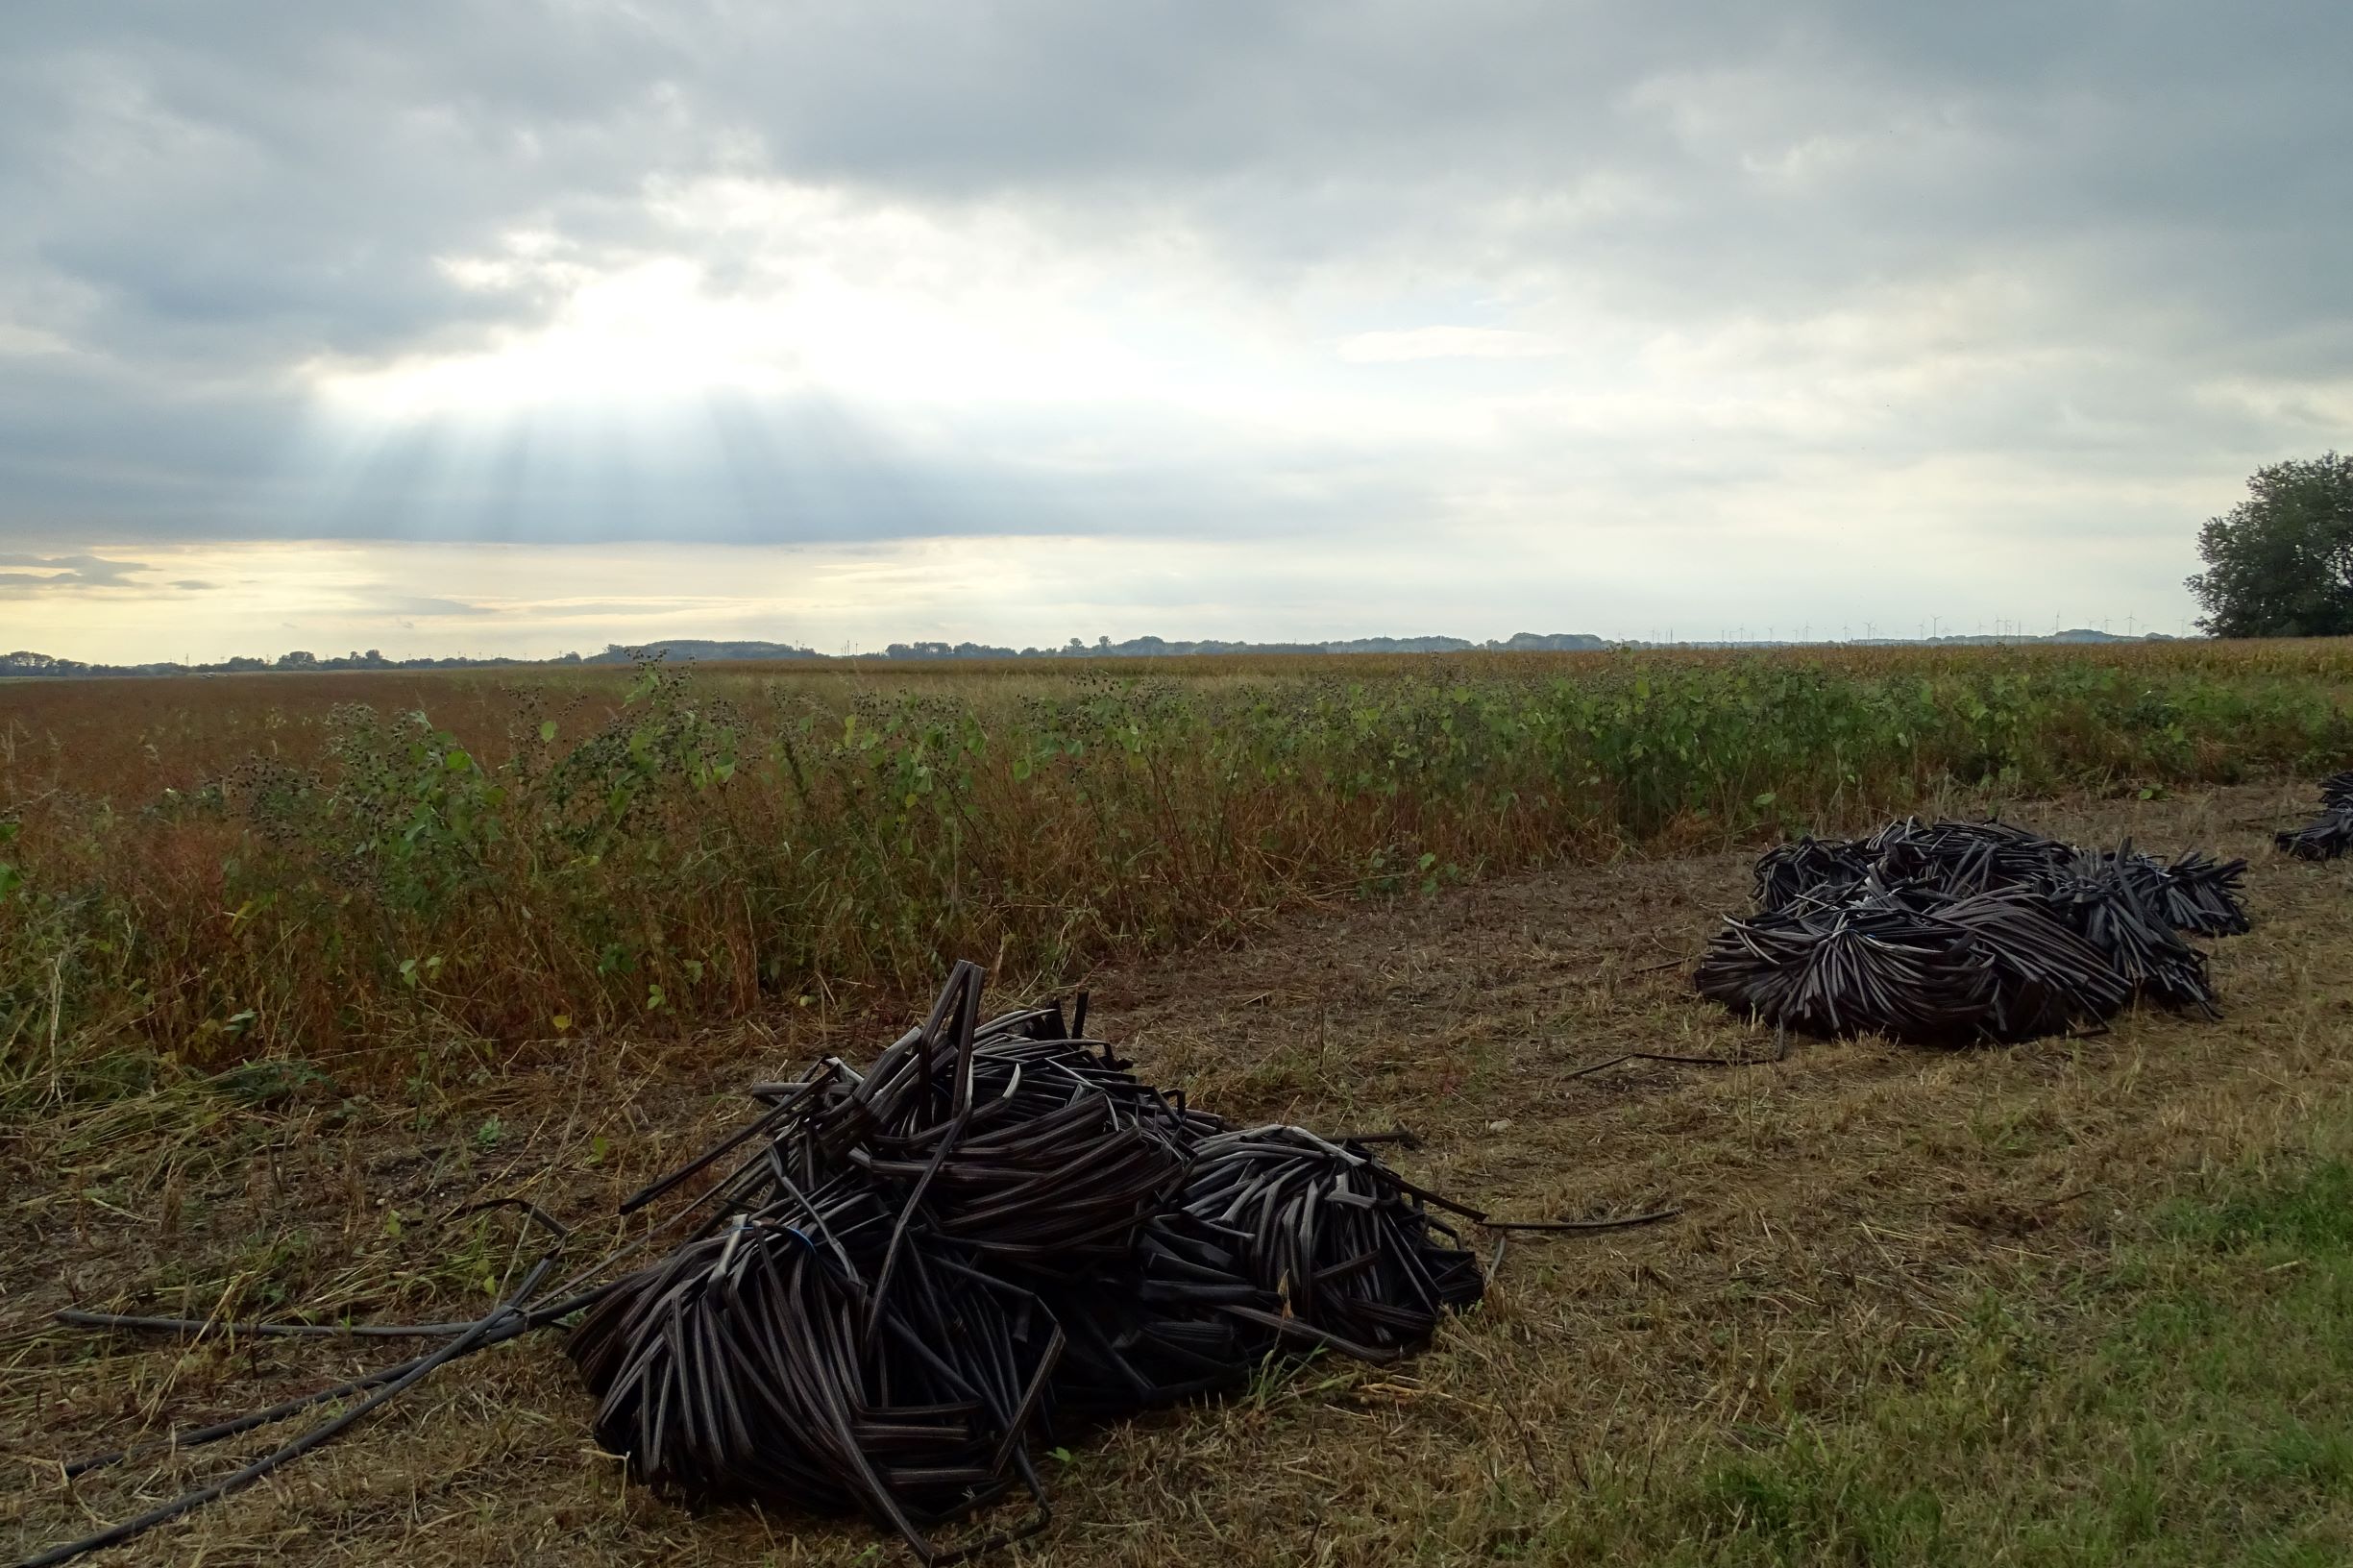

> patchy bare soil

[{"left": 7, "top": 777, "right": 2352, "bottom": 1565}]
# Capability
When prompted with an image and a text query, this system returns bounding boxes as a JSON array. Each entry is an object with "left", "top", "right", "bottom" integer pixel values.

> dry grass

[{"left": 7, "top": 776, "right": 2351, "bottom": 1564}]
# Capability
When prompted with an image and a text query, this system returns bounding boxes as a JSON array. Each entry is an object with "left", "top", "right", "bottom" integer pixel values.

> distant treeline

[
  {"left": 2, "top": 632, "right": 1608, "bottom": 677},
  {"left": 0, "top": 648, "right": 579, "bottom": 678},
  {"left": 618, "top": 631, "right": 1614, "bottom": 663},
  {"left": 3, "top": 626, "right": 2166, "bottom": 678}
]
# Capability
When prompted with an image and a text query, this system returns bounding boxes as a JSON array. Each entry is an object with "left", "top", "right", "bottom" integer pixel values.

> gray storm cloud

[
  {"left": 0, "top": 1, "right": 2346, "bottom": 578},
  {"left": 0, "top": 552, "right": 154, "bottom": 594}
]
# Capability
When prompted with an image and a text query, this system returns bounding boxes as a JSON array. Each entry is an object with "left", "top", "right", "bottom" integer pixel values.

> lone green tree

[{"left": 2187, "top": 453, "right": 2353, "bottom": 637}]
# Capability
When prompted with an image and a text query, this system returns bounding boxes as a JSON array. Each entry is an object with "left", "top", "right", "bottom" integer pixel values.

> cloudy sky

[{"left": 4, "top": 2, "right": 2346, "bottom": 660}]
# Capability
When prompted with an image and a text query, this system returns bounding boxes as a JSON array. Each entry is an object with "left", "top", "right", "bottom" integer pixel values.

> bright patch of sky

[{"left": 2, "top": 3, "right": 2345, "bottom": 659}]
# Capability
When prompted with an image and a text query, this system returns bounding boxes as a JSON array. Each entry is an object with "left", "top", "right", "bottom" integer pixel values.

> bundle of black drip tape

[
  {"left": 1696, "top": 816, "right": 2248, "bottom": 1044},
  {"left": 2275, "top": 772, "right": 2353, "bottom": 861},
  {"left": 567, "top": 963, "right": 1483, "bottom": 1558},
  {"left": 39, "top": 967, "right": 1666, "bottom": 1567}
]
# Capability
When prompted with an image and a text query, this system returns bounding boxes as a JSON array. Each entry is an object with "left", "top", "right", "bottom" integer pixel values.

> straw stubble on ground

[{"left": 7, "top": 777, "right": 2353, "bottom": 1565}]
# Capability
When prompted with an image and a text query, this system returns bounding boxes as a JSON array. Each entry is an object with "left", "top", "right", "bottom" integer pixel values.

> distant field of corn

[{"left": 4, "top": 640, "right": 2350, "bottom": 1101}]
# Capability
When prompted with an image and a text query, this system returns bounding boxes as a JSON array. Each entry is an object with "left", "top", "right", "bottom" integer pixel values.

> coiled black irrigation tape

[
  {"left": 1696, "top": 816, "right": 2251, "bottom": 1044},
  {"left": 29, "top": 962, "right": 1660, "bottom": 1566},
  {"left": 2275, "top": 772, "right": 2353, "bottom": 861}
]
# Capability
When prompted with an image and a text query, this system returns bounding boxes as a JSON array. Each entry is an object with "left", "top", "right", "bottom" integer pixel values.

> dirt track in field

[{"left": 8, "top": 777, "right": 2352, "bottom": 1566}]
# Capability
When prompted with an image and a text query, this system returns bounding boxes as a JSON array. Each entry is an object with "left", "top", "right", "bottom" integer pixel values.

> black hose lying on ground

[
  {"left": 1697, "top": 817, "right": 2249, "bottom": 1045},
  {"left": 37, "top": 962, "right": 1621, "bottom": 1566},
  {"left": 2274, "top": 772, "right": 2353, "bottom": 861},
  {"left": 564, "top": 962, "right": 1486, "bottom": 1558}
]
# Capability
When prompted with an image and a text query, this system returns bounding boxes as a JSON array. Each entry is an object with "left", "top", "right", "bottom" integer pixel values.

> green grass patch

[{"left": 1635, "top": 1157, "right": 2353, "bottom": 1565}]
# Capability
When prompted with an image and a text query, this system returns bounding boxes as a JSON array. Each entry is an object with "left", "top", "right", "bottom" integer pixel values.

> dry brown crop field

[
  {"left": 7, "top": 777, "right": 2353, "bottom": 1566},
  {"left": 4, "top": 639, "right": 2351, "bottom": 1103},
  {"left": 7, "top": 639, "right": 2353, "bottom": 797}
]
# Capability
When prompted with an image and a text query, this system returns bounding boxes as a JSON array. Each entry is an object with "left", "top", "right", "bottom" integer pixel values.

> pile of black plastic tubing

[
  {"left": 1696, "top": 816, "right": 2249, "bottom": 1045},
  {"left": 2275, "top": 772, "right": 2353, "bottom": 861},
  {"left": 41, "top": 963, "right": 1655, "bottom": 1565},
  {"left": 565, "top": 962, "right": 1489, "bottom": 1557}
]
